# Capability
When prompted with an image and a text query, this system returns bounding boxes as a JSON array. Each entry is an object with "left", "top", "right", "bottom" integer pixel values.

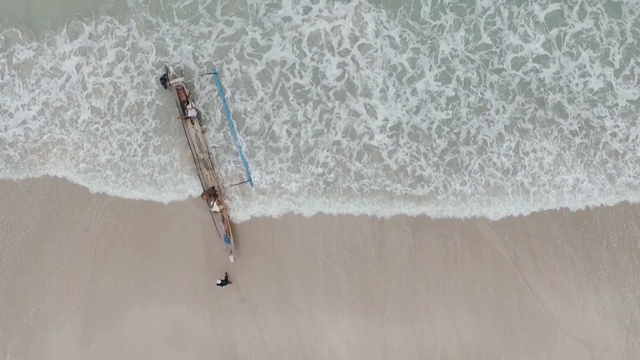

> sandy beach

[
  {"left": 1, "top": 177, "right": 639, "bottom": 359},
  {"left": 2, "top": 0, "right": 640, "bottom": 357}
]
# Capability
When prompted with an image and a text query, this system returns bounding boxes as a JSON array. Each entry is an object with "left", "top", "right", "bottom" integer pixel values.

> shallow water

[{"left": 1, "top": 0, "right": 639, "bottom": 222}]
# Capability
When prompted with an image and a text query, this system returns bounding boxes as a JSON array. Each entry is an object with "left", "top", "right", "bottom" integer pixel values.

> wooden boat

[{"left": 159, "top": 65, "right": 236, "bottom": 262}]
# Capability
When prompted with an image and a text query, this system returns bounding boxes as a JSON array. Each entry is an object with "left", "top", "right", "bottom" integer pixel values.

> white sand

[{"left": 1, "top": 177, "right": 640, "bottom": 359}]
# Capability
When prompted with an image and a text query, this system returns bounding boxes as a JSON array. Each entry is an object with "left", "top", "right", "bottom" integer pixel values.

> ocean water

[{"left": 0, "top": 0, "right": 639, "bottom": 222}]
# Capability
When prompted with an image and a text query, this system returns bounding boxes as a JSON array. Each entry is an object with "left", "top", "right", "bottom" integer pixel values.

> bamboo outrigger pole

[{"left": 206, "top": 68, "right": 254, "bottom": 188}]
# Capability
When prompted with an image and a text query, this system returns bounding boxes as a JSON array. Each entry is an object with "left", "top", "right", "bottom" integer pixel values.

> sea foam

[{"left": 1, "top": 0, "right": 639, "bottom": 222}]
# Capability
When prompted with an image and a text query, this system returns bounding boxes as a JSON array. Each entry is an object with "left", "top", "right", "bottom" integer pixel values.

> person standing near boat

[
  {"left": 216, "top": 272, "right": 231, "bottom": 287},
  {"left": 201, "top": 187, "right": 223, "bottom": 212},
  {"left": 201, "top": 187, "right": 218, "bottom": 207}
]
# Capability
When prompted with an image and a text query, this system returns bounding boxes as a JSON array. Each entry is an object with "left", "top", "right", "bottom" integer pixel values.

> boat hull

[{"left": 162, "top": 65, "right": 235, "bottom": 262}]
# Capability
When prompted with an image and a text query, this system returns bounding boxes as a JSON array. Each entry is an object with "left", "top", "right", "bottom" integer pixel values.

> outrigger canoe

[{"left": 159, "top": 65, "right": 236, "bottom": 262}]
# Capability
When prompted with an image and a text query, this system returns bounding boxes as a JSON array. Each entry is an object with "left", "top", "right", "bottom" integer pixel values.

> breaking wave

[{"left": 1, "top": 0, "right": 639, "bottom": 222}]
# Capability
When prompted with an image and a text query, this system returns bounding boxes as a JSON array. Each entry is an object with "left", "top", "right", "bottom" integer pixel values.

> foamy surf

[{"left": 1, "top": 0, "right": 639, "bottom": 223}]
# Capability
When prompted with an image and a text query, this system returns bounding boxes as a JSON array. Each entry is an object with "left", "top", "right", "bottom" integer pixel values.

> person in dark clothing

[
  {"left": 216, "top": 272, "right": 231, "bottom": 287},
  {"left": 159, "top": 73, "right": 169, "bottom": 89}
]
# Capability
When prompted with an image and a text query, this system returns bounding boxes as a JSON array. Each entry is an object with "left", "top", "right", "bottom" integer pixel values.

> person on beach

[{"left": 216, "top": 272, "right": 231, "bottom": 287}]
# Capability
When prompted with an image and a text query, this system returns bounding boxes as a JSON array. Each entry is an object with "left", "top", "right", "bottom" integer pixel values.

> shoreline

[{"left": 3, "top": 174, "right": 634, "bottom": 225}]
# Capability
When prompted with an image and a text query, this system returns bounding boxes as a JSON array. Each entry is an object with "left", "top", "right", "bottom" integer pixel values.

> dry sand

[{"left": 1, "top": 177, "right": 640, "bottom": 359}]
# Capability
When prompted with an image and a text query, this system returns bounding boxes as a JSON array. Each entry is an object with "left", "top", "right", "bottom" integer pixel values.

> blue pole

[{"left": 211, "top": 68, "right": 254, "bottom": 188}]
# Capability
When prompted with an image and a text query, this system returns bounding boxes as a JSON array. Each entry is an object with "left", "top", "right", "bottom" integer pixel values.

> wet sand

[{"left": 1, "top": 177, "right": 640, "bottom": 359}]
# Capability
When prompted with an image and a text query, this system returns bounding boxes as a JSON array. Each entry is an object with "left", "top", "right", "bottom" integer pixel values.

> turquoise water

[{"left": 0, "top": 0, "right": 639, "bottom": 222}]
